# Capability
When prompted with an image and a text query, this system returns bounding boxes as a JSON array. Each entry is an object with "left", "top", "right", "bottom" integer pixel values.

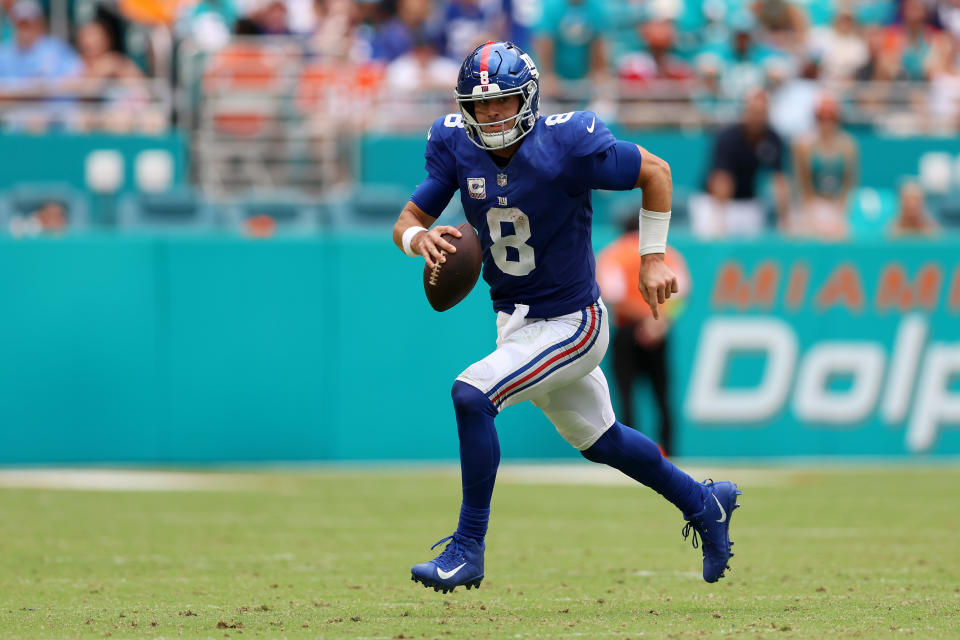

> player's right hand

[{"left": 413, "top": 225, "right": 462, "bottom": 269}]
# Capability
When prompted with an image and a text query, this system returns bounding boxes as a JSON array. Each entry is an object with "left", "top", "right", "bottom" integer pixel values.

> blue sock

[
  {"left": 582, "top": 422, "right": 706, "bottom": 517},
  {"left": 451, "top": 381, "right": 499, "bottom": 541}
]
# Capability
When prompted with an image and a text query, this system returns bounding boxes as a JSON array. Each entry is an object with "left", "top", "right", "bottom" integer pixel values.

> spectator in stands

[
  {"left": 8, "top": 200, "right": 68, "bottom": 237},
  {"left": 436, "top": 0, "right": 499, "bottom": 62},
  {"left": 889, "top": 181, "right": 940, "bottom": 237},
  {"left": 534, "top": 0, "right": 611, "bottom": 105},
  {"left": 692, "top": 52, "right": 731, "bottom": 121},
  {"left": 791, "top": 94, "right": 858, "bottom": 240},
  {"left": 855, "top": 26, "right": 908, "bottom": 82},
  {"left": 72, "top": 19, "right": 157, "bottom": 133},
  {"left": 926, "top": 33, "right": 960, "bottom": 132},
  {"left": 371, "top": 0, "right": 435, "bottom": 62},
  {"left": 596, "top": 216, "right": 691, "bottom": 457},
  {"left": 0, "top": 0, "right": 82, "bottom": 130},
  {"left": 709, "top": 12, "right": 777, "bottom": 99},
  {"left": 250, "top": 0, "right": 293, "bottom": 36},
  {"left": 385, "top": 27, "right": 459, "bottom": 93},
  {"left": 751, "top": 0, "right": 808, "bottom": 56},
  {"left": 617, "top": 19, "right": 694, "bottom": 86},
  {"left": 0, "top": 1, "right": 81, "bottom": 87},
  {"left": 690, "top": 88, "right": 790, "bottom": 237},
  {"left": 310, "top": 0, "right": 364, "bottom": 61},
  {"left": 889, "top": 0, "right": 942, "bottom": 82},
  {"left": 810, "top": 5, "right": 869, "bottom": 84}
]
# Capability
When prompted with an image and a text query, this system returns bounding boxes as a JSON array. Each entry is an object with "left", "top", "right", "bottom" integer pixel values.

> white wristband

[
  {"left": 638, "top": 208, "right": 671, "bottom": 255},
  {"left": 402, "top": 225, "right": 427, "bottom": 257}
]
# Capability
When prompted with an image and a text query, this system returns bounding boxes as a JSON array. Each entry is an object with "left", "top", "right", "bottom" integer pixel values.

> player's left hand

[{"left": 638, "top": 254, "right": 678, "bottom": 320}]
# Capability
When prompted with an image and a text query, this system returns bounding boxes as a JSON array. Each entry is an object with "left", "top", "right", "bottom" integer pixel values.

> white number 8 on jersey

[{"left": 486, "top": 207, "right": 536, "bottom": 276}]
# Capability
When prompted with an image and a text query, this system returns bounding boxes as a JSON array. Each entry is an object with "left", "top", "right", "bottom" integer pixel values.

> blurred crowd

[
  {"left": 2, "top": 1, "right": 960, "bottom": 130},
  {"left": 0, "top": 0, "right": 956, "bottom": 240}
]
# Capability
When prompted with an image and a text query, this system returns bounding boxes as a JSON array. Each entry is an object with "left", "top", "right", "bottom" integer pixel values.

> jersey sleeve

[
  {"left": 424, "top": 116, "right": 459, "bottom": 188},
  {"left": 566, "top": 111, "right": 617, "bottom": 158},
  {"left": 551, "top": 112, "right": 638, "bottom": 190},
  {"left": 412, "top": 116, "right": 460, "bottom": 218}
]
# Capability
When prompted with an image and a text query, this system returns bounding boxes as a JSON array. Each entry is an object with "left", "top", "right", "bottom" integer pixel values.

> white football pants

[{"left": 456, "top": 299, "right": 616, "bottom": 450}]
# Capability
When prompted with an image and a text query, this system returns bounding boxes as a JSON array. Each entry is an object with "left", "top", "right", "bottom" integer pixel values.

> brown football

[{"left": 423, "top": 222, "right": 483, "bottom": 311}]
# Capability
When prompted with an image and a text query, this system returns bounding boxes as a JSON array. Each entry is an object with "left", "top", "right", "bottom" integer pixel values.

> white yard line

[{"left": 0, "top": 469, "right": 252, "bottom": 491}]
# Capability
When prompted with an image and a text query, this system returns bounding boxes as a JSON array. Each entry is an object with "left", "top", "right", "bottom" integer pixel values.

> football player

[{"left": 391, "top": 41, "right": 740, "bottom": 592}]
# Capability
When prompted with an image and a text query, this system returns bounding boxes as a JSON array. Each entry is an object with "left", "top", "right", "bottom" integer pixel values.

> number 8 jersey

[{"left": 416, "top": 110, "right": 637, "bottom": 318}]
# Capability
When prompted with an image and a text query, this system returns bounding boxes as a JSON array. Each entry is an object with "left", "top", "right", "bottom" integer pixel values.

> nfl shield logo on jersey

[
  {"left": 467, "top": 177, "right": 486, "bottom": 199},
  {"left": 497, "top": 173, "right": 507, "bottom": 187}
]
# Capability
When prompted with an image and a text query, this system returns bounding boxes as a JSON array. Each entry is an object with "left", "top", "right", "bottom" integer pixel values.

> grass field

[{"left": 1, "top": 464, "right": 958, "bottom": 639}]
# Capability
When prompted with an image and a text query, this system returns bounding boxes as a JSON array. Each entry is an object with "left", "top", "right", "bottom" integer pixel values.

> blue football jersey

[{"left": 421, "top": 110, "right": 623, "bottom": 318}]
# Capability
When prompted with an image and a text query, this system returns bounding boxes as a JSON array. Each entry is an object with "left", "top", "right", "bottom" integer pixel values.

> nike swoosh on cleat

[
  {"left": 586, "top": 117, "right": 595, "bottom": 133},
  {"left": 437, "top": 563, "right": 467, "bottom": 580},
  {"left": 713, "top": 494, "right": 727, "bottom": 523}
]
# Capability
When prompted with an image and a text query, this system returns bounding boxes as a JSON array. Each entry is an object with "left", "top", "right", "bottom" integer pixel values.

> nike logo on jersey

[
  {"left": 437, "top": 563, "right": 467, "bottom": 579},
  {"left": 713, "top": 494, "right": 727, "bottom": 523},
  {"left": 586, "top": 117, "right": 595, "bottom": 133}
]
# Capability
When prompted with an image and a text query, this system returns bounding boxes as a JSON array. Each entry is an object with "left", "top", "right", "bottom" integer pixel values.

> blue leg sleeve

[
  {"left": 582, "top": 422, "right": 706, "bottom": 517},
  {"left": 451, "top": 380, "right": 500, "bottom": 541}
]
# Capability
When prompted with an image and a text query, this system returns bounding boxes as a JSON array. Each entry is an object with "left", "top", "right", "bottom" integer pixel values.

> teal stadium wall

[{"left": 1, "top": 231, "right": 959, "bottom": 464}]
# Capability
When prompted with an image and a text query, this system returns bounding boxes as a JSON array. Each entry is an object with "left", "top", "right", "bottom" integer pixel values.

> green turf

[{"left": 1, "top": 465, "right": 958, "bottom": 639}]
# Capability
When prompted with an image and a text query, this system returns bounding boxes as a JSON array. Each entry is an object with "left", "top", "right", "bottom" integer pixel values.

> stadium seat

[
  {"left": 223, "top": 190, "right": 322, "bottom": 234},
  {"left": 326, "top": 184, "right": 414, "bottom": 228},
  {"left": 117, "top": 189, "right": 218, "bottom": 232}
]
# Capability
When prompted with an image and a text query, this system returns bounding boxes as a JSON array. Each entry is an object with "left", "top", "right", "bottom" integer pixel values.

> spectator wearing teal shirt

[{"left": 534, "top": 0, "right": 611, "bottom": 103}]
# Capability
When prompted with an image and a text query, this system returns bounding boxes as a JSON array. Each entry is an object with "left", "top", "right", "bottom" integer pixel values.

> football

[{"left": 423, "top": 222, "right": 482, "bottom": 311}]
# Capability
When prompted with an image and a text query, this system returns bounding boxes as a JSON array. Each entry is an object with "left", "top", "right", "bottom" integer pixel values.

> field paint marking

[
  {"left": 497, "top": 464, "right": 797, "bottom": 488},
  {"left": 0, "top": 469, "right": 255, "bottom": 491}
]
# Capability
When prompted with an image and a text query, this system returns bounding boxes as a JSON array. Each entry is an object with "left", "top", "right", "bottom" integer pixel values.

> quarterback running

[{"left": 391, "top": 41, "right": 740, "bottom": 592}]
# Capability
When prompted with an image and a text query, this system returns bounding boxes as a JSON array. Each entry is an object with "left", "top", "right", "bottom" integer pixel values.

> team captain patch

[{"left": 467, "top": 177, "right": 486, "bottom": 199}]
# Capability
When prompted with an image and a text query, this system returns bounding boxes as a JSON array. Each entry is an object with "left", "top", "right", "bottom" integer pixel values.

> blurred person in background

[
  {"left": 704, "top": 12, "right": 778, "bottom": 99},
  {"left": 311, "top": 0, "right": 370, "bottom": 61},
  {"left": 372, "top": 0, "right": 435, "bottom": 62},
  {"left": 855, "top": 27, "right": 908, "bottom": 82},
  {"left": 0, "top": 1, "right": 81, "bottom": 85},
  {"left": 72, "top": 19, "right": 156, "bottom": 133},
  {"left": 617, "top": 19, "right": 694, "bottom": 86},
  {"left": 810, "top": 5, "right": 869, "bottom": 84},
  {"left": 889, "top": 180, "right": 940, "bottom": 237},
  {"left": 8, "top": 200, "right": 68, "bottom": 237},
  {"left": 385, "top": 26, "right": 458, "bottom": 124},
  {"left": 534, "top": 0, "right": 611, "bottom": 108},
  {"left": 790, "top": 94, "right": 857, "bottom": 240},
  {"left": 0, "top": 0, "right": 82, "bottom": 130},
  {"left": 692, "top": 52, "right": 734, "bottom": 121},
  {"left": 596, "top": 216, "right": 691, "bottom": 457},
  {"left": 925, "top": 33, "right": 960, "bottom": 132},
  {"left": 436, "top": 0, "right": 499, "bottom": 62},
  {"left": 690, "top": 88, "right": 789, "bottom": 237},
  {"left": 750, "top": 0, "right": 808, "bottom": 56},
  {"left": 249, "top": 0, "right": 293, "bottom": 35},
  {"left": 888, "top": 0, "right": 942, "bottom": 82}
]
